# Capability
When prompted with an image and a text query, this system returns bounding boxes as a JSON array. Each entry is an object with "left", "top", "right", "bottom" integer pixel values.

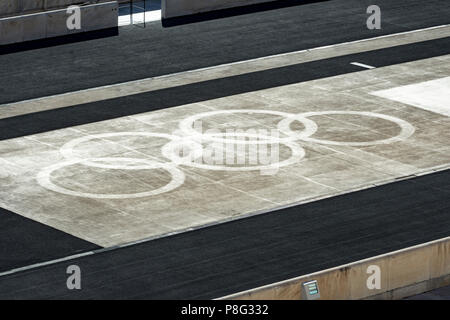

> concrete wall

[
  {"left": 0, "top": 1, "right": 112, "bottom": 18},
  {"left": 0, "top": 1, "right": 118, "bottom": 45},
  {"left": 162, "top": 0, "right": 275, "bottom": 19},
  {"left": 219, "top": 237, "right": 450, "bottom": 300}
]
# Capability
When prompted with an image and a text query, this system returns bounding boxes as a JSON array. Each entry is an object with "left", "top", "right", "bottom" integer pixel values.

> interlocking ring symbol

[
  {"left": 277, "top": 111, "right": 416, "bottom": 146},
  {"left": 37, "top": 157, "right": 185, "bottom": 199},
  {"left": 37, "top": 110, "right": 415, "bottom": 199},
  {"left": 178, "top": 109, "right": 318, "bottom": 144},
  {"left": 37, "top": 132, "right": 196, "bottom": 199},
  {"left": 161, "top": 138, "right": 305, "bottom": 172}
]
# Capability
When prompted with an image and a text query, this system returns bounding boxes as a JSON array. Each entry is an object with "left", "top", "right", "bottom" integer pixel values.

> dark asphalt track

[
  {"left": 1, "top": 37, "right": 449, "bottom": 141},
  {"left": 0, "top": 0, "right": 449, "bottom": 104},
  {"left": 0, "top": 170, "right": 449, "bottom": 299},
  {"left": 0, "top": 207, "right": 99, "bottom": 273}
]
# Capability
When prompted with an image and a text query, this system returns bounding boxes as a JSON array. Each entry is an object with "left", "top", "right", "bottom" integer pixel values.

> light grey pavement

[{"left": 0, "top": 52, "right": 449, "bottom": 247}]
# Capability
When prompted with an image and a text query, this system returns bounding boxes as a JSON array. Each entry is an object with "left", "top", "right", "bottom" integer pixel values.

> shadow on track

[{"left": 162, "top": 0, "right": 331, "bottom": 27}]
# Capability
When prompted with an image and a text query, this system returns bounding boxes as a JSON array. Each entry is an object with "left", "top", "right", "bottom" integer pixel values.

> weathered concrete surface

[
  {"left": 0, "top": 54, "right": 449, "bottom": 247},
  {"left": 162, "top": 0, "right": 274, "bottom": 18},
  {"left": 0, "top": 1, "right": 118, "bottom": 45},
  {"left": 0, "top": 0, "right": 111, "bottom": 17},
  {"left": 372, "top": 77, "right": 450, "bottom": 117},
  {"left": 220, "top": 237, "right": 450, "bottom": 300}
]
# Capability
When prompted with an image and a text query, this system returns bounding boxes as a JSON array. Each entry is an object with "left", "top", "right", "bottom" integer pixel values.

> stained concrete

[
  {"left": 0, "top": 1, "right": 99, "bottom": 17},
  {"left": 0, "top": 52, "right": 449, "bottom": 247},
  {"left": 221, "top": 237, "right": 450, "bottom": 300},
  {"left": 0, "top": 1, "right": 118, "bottom": 45}
]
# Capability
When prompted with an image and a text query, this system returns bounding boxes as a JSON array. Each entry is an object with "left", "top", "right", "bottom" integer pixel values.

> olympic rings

[
  {"left": 60, "top": 132, "right": 203, "bottom": 168},
  {"left": 178, "top": 109, "right": 318, "bottom": 144},
  {"left": 37, "top": 109, "right": 415, "bottom": 199},
  {"left": 161, "top": 137, "right": 306, "bottom": 172}
]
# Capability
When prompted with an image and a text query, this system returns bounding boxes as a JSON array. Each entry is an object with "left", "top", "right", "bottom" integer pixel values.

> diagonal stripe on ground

[{"left": 1, "top": 25, "right": 449, "bottom": 119}]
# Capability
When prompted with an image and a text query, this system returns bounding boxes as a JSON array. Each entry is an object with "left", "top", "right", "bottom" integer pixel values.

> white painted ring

[
  {"left": 161, "top": 136, "right": 306, "bottom": 172},
  {"left": 60, "top": 132, "right": 202, "bottom": 169},
  {"left": 278, "top": 111, "right": 415, "bottom": 146},
  {"left": 178, "top": 109, "right": 318, "bottom": 144},
  {"left": 37, "top": 157, "right": 185, "bottom": 199}
]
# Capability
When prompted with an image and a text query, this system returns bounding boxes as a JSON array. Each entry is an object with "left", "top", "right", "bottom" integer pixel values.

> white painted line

[
  {"left": 351, "top": 62, "right": 376, "bottom": 69},
  {"left": 0, "top": 251, "right": 95, "bottom": 277},
  {"left": 371, "top": 76, "right": 450, "bottom": 117}
]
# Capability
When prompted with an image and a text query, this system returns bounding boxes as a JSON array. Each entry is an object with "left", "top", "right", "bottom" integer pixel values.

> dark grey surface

[
  {"left": 0, "top": 0, "right": 449, "bottom": 104},
  {"left": 406, "top": 286, "right": 450, "bottom": 300},
  {"left": 1, "top": 37, "right": 449, "bottom": 140},
  {"left": 0, "top": 207, "right": 99, "bottom": 273},
  {"left": 0, "top": 170, "right": 449, "bottom": 299}
]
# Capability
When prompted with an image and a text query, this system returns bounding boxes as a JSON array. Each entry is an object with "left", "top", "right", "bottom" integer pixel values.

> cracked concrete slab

[{"left": 0, "top": 53, "right": 449, "bottom": 247}]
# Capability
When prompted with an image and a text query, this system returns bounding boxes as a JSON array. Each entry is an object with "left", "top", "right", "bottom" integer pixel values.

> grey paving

[{"left": 0, "top": 51, "right": 449, "bottom": 248}]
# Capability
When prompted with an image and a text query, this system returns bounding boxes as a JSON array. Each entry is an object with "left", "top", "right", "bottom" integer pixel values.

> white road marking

[
  {"left": 371, "top": 76, "right": 450, "bottom": 117},
  {"left": 350, "top": 62, "right": 376, "bottom": 69}
]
